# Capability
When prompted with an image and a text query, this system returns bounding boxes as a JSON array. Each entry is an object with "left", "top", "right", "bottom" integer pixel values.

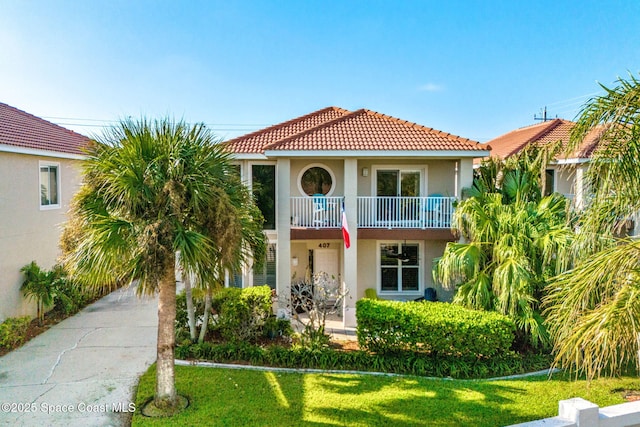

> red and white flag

[{"left": 341, "top": 202, "right": 351, "bottom": 249}]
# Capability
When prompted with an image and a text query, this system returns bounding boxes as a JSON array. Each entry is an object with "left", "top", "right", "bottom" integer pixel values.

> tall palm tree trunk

[
  {"left": 183, "top": 271, "right": 197, "bottom": 341},
  {"left": 155, "top": 261, "right": 178, "bottom": 408}
]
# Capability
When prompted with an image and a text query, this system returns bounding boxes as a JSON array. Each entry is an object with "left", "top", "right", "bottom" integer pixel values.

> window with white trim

[
  {"left": 379, "top": 242, "right": 421, "bottom": 293},
  {"left": 544, "top": 169, "right": 555, "bottom": 196},
  {"left": 39, "top": 162, "right": 60, "bottom": 209}
]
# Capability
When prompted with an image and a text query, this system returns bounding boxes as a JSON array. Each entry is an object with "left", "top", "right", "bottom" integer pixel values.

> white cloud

[{"left": 418, "top": 83, "right": 444, "bottom": 92}]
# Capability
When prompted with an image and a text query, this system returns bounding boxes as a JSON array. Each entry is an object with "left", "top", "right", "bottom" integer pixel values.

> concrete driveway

[{"left": 0, "top": 286, "right": 157, "bottom": 426}]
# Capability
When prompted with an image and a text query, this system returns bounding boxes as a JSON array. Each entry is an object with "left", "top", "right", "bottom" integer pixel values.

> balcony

[
  {"left": 290, "top": 196, "right": 456, "bottom": 230},
  {"left": 358, "top": 196, "right": 456, "bottom": 229},
  {"left": 291, "top": 196, "right": 343, "bottom": 228}
]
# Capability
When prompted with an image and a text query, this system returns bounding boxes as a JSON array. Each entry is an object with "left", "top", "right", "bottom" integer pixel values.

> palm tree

[
  {"left": 20, "top": 261, "right": 55, "bottom": 325},
  {"left": 62, "top": 118, "right": 265, "bottom": 411},
  {"left": 435, "top": 148, "right": 573, "bottom": 348},
  {"left": 544, "top": 74, "right": 640, "bottom": 379}
]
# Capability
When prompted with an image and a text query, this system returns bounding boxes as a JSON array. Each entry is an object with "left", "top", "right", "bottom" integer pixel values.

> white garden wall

[{"left": 509, "top": 397, "right": 640, "bottom": 427}]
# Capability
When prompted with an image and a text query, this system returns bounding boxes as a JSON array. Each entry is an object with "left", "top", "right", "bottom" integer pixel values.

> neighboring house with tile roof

[
  {"left": 224, "top": 106, "right": 489, "bottom": 326},
  {"left": 481, "top": 118, "right": 606, "bottom": 212},
  {"left": 0, "top": 102, "right": 89, "bottom": 321}
]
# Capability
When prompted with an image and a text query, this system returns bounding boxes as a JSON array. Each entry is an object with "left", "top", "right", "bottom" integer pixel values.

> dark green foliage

[
  {"left": 176, "top": 285, "right": 281, "bottom": 344},
  {"left": 356, "top": 299, "right": 515, "bottom": 358},
  {"left": 50, "top": 265, "right": 100, "bottom": 316},
  {"left": 263, "top": 315, "right": 293, "bottom": 339},
  {"left": 21, "top": 262, "right": 99, "bottom": 322},
  {"left": 213, "top": 285, "right": 273, "bottom": 343},
  {"left": 175, "top": 341, "right": 551, "bottom": 379},
  {"left": 0, "top": 316, "right": 30, "bottom": 348}
]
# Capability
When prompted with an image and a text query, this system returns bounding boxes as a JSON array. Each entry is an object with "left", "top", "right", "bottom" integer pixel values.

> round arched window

[{"left": 299, "top": 165, "right": 334, "bottom": 196}]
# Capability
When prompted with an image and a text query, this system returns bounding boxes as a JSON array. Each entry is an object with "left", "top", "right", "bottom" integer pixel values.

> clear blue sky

[{"left": 1, "top": 0, "right": 639, "bottom": 142}]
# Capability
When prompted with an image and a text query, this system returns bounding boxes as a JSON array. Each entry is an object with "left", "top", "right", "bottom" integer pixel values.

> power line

[
  {"left": 41, "top": 115, "right": 271, "bottom": 128},
  {"left": 545, "top": 91, "right": 601, "bottom": 107}
]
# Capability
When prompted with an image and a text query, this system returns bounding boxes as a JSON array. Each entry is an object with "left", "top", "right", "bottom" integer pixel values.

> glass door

[{"left": 376, "top": 170, "right": 420, "bottom": 225}]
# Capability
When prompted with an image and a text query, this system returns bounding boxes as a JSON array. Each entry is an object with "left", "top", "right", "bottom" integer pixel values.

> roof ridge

[
  {"left": 224, "top": 106, "right": 350, "bottom": 146},
  {"left": 525, "top": 118, "right": 565, "bottom": 143},
  {"left": 0, "top": 102, "right": 90, "bottom": 140},
  {"left": 360, "top": 108, "right": 481, "bottom": 146},
  {"left": 263, "top": 108, "right": 366, "bottom": 150}
]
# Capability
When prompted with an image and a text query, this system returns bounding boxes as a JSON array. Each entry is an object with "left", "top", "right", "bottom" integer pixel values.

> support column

[
  {"left": 574, "top": 165, "right": 585, "bottom": 211},
  {"left": 275, "top": 159, "right": 291, "bottom": 317},
  {"left": 457, "top": 158, "right": 474, "bottom": 199},
  {"left": 342, "top": 158, "right": 358, "bottom": 327}
]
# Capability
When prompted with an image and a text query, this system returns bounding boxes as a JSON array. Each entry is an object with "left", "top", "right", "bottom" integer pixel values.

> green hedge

[
  {"left": 213, "top": 285, "right": 273, "bottom": 343},
  {"left": 175, "top": 342, "right": 551, "bottom": 379},
  {"left": 356, "top": 299, "right": 515, "bottom": 358},
  {"left": 0, "top": 316, "right": 30, "bottom": 348}
]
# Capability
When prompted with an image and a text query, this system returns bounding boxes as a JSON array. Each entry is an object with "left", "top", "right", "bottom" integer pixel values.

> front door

[{"left": 313, "top": 248, "right": 339, "bottom": 280}]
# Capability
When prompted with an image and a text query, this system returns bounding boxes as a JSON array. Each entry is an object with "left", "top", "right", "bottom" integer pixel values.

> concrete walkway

[{"left": 0, "top": 286, "right": 157, "bottom": 427}]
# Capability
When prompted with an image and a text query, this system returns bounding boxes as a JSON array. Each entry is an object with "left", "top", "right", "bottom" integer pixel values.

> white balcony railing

[
  {"left": 290, "top": 196, "right": 457, "bottom": 229},
  {"left": 357, "top": 196, "right": 456, "bottom": 229},
  {"left": 291, "top": 196, "right": 343, "bottom": 228}
]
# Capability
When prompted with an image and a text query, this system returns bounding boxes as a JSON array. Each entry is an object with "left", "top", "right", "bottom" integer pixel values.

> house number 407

[{"left": 318, "top": 243, "right": 330, "bottom": 248}]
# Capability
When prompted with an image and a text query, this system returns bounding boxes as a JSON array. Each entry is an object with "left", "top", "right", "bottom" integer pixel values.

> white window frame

[
  {"left": 376, "top": 240, "right": 423, "bottom": 296},
  {"left": 544, "top": 168, "right": 557, "bottom": 196},
  {"left": 39, "top": 161, "right": 61, "bottom": 210},
  {"left": 297, "top": 163, "right": 336, "bottom": 197},
  {"left": 371, "top": 165, "right": 427, "bottom": 197}
]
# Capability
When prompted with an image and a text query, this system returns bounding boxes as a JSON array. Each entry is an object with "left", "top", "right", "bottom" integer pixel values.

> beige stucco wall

[
  {"left": 355, "top": 238, "right": 452, "bottom": 302},
  {"left": 0, "top": 152, "right": 81, "bottom": 321},
  {"left": 555, "top": 167, "right": 575, "bottom": 196},
  {"left": 356, "top": 159, "right": 458, "bottom": 196}
]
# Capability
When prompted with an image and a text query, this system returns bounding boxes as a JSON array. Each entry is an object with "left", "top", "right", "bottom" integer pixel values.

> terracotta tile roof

[
  {"left": 481, "top": 119, "right": 603, "bottom": 163},
  {"left": 225, "top": 107, "right": 485, "bottom": 154},
  {"left": 224, "top": 107, "right": 351, "bottom": 154},
  {"left": 0, "top": 102, "right": 90, "bottom": 155}
]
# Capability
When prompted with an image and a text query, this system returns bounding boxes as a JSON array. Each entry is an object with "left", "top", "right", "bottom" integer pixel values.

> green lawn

[{"left": 132, "top": 365, "right": 639, "bottom": 426}]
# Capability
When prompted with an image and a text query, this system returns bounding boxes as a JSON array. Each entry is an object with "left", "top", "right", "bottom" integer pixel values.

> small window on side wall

[{"left": 39, "top": 162, "right": 60, "bottom": 209}]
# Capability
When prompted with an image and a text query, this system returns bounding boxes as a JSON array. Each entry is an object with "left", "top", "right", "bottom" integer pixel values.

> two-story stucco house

[
  {"left": 0, "top": 102, "right": 88, "bottom": 321},
  {"left": 224, "top": 107, "right": 489, "bottom": 326}
]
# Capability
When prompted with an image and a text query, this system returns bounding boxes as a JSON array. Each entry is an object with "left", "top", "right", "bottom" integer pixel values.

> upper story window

[
  {"left": 298, "top": 164, "right": 335, "bottom": 196},
  {"left": 376, "top": 168, "right": 422, "bottom": 197},
  {"left": 39, "top": 162, "right": 60, "bottom": 209},
  {"left": 252, "top": 164, "right": 276, "bottom": 230}
]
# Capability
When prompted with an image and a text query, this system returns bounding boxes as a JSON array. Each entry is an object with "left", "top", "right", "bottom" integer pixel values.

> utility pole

[
  {"left": 534, "top": 106, "right": 548, "bottom": 122},
  {"left": 534, "top": 106, "right": 558, "bottom": 122}
]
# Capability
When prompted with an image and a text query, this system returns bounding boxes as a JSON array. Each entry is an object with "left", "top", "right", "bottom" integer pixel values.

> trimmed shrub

[
  {"left": 213, "top": 285, "right": 274, "bottom": 343},
  {"left": 0, "top": 316, "right": 30, "bottom": 348},
  {"left": 356, "top": 299, "right": 515, "bottom": 358},
  {"left": 174, "top": 341, "right": 551, "bottom": 379}
]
